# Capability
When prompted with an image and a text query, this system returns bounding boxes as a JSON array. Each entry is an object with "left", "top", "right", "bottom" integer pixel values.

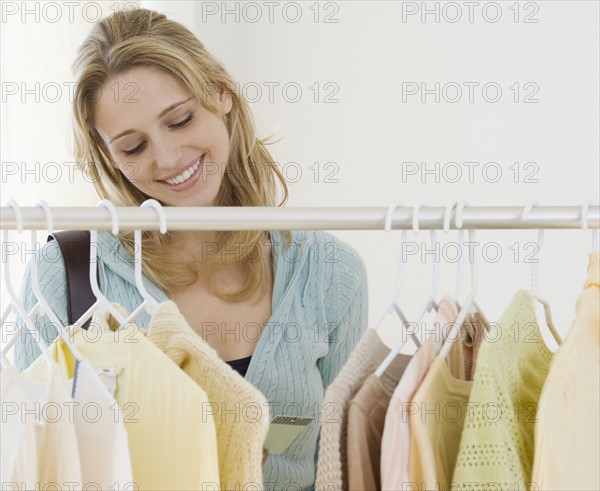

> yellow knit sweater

[
  {"left": 452, "top": 290, "right": 553, "bottom": 490},
  {"left": 147, "top": 301, "right": 270, "bottom": 491}
]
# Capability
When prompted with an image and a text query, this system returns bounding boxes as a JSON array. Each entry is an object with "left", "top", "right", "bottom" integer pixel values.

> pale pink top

[{"left": 380, "top": 296, "right": 459, "bottom": 491}]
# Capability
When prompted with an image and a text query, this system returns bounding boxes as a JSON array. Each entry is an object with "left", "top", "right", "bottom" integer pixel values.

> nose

[{"left": 153, "top": 134, "right": 184, "bottom": 171}]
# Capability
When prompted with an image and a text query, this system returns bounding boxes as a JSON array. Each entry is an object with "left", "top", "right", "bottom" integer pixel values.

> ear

[{"left": 217, "top": 86, "right": 233, "bottom": 115}]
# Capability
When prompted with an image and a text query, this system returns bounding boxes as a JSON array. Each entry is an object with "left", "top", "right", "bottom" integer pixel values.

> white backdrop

[{"left": 1, "top": 1, "right": 599, "bottom": 353}]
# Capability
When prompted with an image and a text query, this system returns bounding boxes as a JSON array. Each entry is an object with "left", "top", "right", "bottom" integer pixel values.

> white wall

[{"left": 2, "top": 1, "right": 598, "bottom": 352}]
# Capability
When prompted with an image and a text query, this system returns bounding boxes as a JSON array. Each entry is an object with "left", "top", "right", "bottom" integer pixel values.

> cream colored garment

[
  {"left": 1, "top": 364, "right": 39, "bottom": 489},
  {"left": 406, "top": 313, "right": 486, "bottom": 491},
  {"left": 315, "top": 329, "right": 410, "bottom": 491},
  {"left": 23, "top": 305, "right": 220, "bottom": 491},
  {"left": 2, "top": 362, "right": 83, "bottom": 488},
  {"left": 531, "top": 252, "right": 600, "bottom": 490},
  {"left": 147, "top": 300, "right": 270, "bottom": 491},
  {"left": 70, "top": 358, "right": 134, "bottom": 489},
  {"left": 380, "top": 296, "right": 458, "bottom": 490}
]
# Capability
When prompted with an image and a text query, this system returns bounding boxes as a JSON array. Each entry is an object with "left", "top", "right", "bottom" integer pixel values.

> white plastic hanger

[
  {"left": 521, "top": 203, "right": 562, "bottom": 346},
  {"left": 27, "top": 201, "right": 86, "bottom": 360},
  {"left": 370, "top": 202, "right": 411, "bottom": 334},
  {"left": 0, "top": 200, "right": 54, "bottom": 367},
  {"left": 125, "top": 199, "right": 166, "bottom": 325},
  {"left": 374, "top": 203, "right": 438, "bottom": 378},
  {"left": 443, "top": 202, "right": 465, "bottom": 299},
  {"left": 439, "top": 202, "right": 481, "bottom": 359},
  {"left": 446, "top": 201, "right": 487, "bottom": 331},
  {"left": 582, "top": 200, "right": 600, "bottom": 252},
  {"left": 70, "top": 200, "right": 129, "bottom": 333}
]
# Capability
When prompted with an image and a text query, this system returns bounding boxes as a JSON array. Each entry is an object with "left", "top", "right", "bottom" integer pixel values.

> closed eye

[
  {"left": 172, "top": 113, "right": 193, "bottom": 129},
  {"left": 122, "top": 113, "right": 194, "bottom": 156}
]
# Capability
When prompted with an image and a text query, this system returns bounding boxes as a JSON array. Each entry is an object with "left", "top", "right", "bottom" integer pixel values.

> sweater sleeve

[
  {"left": 317, "top": 250, "right": 369, "bottom": 392},
  {"left": 13, "top": 239, "right": 69, "bottom": 372}
]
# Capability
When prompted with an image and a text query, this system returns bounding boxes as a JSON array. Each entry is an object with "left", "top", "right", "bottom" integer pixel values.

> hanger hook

[
  {"left": 97, "top": 199, "right": 120, "bottom": 235},
  {"left": 35, "top": 200, "right": 54, "bottom": 234},
  {"left": 412, "top": 203, "right": 426, "bottom": 235},
  {"left": 6, "top": 199, "right": 24, "bottom": 233},
  {"left": 522, "top": 201, "right": 544, "bottom": 296},
  {"left": 443, "top": 202, "right": 458, "bottom": 234},
  {"left": 581, "top": 200, "right": 599, "bottom": 252},
  {"left": 384, "top": 201, "right": 403, "bottom": 232},
  {"left": 581, "top": 200, "right": 591, "bottom": 231},
  {"left": 455, "top": 201, "right": 468, "bottom": 230},
  {"left": 141, "top": 199, "right": 167, "bottom": 234}
]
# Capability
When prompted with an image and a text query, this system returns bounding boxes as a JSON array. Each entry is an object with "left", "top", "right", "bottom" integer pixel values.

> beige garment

[
  {"left": 147, "top": 300, "right": 270, "bottom": 491},
  {"left": 406, "top": 313, "right": 486, "bottom": 491},
  {"left": 23, "top": 305, "right": 220, "bottom": 491},
  {"left": 531, "top": 252, "right": 600, "bottom": 490},
  {"left": 346, "top": 349, "right": 411, "bottom": 491},
  {"left": 315, "top": 329, "right": 410, "bottom": 491}
]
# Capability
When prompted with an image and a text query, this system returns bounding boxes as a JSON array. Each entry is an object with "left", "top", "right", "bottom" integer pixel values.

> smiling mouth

[{"left": 162, "top": 154, "right": 205, "bottom": 185}]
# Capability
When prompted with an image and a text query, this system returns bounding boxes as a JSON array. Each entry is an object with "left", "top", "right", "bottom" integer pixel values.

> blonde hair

[{"left": 72, "top": 8, "right": 291, "bottom": 302}]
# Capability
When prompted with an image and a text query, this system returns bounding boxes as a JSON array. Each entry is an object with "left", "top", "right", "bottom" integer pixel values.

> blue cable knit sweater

[{"left": 15, "top": 228, "right": 369, "bottom": 491}]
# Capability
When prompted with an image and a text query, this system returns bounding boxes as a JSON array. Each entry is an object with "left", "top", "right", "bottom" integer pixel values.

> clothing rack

[{"left": 0, "top": 205, "right": 599, "bottom": 231}]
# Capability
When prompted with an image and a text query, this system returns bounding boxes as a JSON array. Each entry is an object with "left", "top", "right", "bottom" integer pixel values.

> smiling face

[{"left": 94, "top": 66, "right": 233, "bottom": 206}]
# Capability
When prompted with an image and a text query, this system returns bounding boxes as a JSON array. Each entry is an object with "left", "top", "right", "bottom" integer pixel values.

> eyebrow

[{"left": 109, "top": 96, "right": 195, "bottom": 143}]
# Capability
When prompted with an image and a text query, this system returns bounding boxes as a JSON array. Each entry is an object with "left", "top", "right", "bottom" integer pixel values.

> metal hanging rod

[{"left": 0, "top": 205, "right": 598, "bottom": 231}]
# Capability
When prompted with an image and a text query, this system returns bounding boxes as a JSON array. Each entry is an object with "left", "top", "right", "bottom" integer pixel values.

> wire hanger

[
  {"left": 374, "top": 203, "right": 438, "bottom": 378},
  {"left": 125, "top": 199, "right": 166, "bottom": 326},
  {"left": 521, "top": 203, "right": 562, "bottom": 346},
  {"left": 439, "top": 202, "right": 481, "bottom": 359},
  {"left": 0, "top": 200, "right": 54, "bottom": 368},
  {"left": 582, "top": 200, "right": 600, "bottom": 252},
  {"left": 70, "top": 200, "right": 129, "bottom": 333}
]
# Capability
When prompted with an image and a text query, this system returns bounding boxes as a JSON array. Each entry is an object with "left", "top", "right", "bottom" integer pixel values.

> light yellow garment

[
  {"left": 23, "top": 305, "right": 220, "bottom": 491},
  {"left": 531, "top": 252, "right": 600, "bottom": 490},
  {"left": 405, "top": 311, "right": 485, "bottom": 491},
  {"left": 147, "top": 300, "right": 270, "bottom": 491},
  {"left": 452, "top": 290, "right": 553, "bottom": 491},
  {"left": 406, "top": 356, "right": 473, "bottom": 491}
]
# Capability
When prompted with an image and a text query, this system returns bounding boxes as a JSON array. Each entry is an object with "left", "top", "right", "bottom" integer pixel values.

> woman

[{"left": 15, "top": 8, "right": 368, "bottom": 491}]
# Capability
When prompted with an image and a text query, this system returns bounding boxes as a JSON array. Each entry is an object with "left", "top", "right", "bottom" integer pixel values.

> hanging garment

[
  {"left": 315, "top": 329, "right": 411, "bottom": 491},
  {"left": 345, "top": 352, "right": 412, "bottom": 490},
  {"left": 15, "top": 228, "right": 369, "bottom": 491},
  {"left": 406, "top": 312, "right": 486, "bottom": 491},
  {"left": 23, "top": 305, "right": 220, "bottom": 491},
  {"left": 452, "top": 290, "right": 553, "bottom": 491},
  {"left": 380, "top": 296, "right": 459, "bottom": 490},
  {"left": 147, "top": 300, "right": 270, "bottom": 491},
  {"left": 70, "top": 358, "right": 134, "bottom": 489},
  {"left": 531, "top": 252, "right": 600, "bottom": 490},
  {"left": 1, "top": 364, "right": 40, "bottom": 489},
  {"left": 1, "top": 362, "right": 83, "bottom": 488}
]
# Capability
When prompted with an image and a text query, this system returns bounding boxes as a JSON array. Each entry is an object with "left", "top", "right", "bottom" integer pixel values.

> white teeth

[{"left": 165, "top": 157, "right": 202, "bottom": 185}]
